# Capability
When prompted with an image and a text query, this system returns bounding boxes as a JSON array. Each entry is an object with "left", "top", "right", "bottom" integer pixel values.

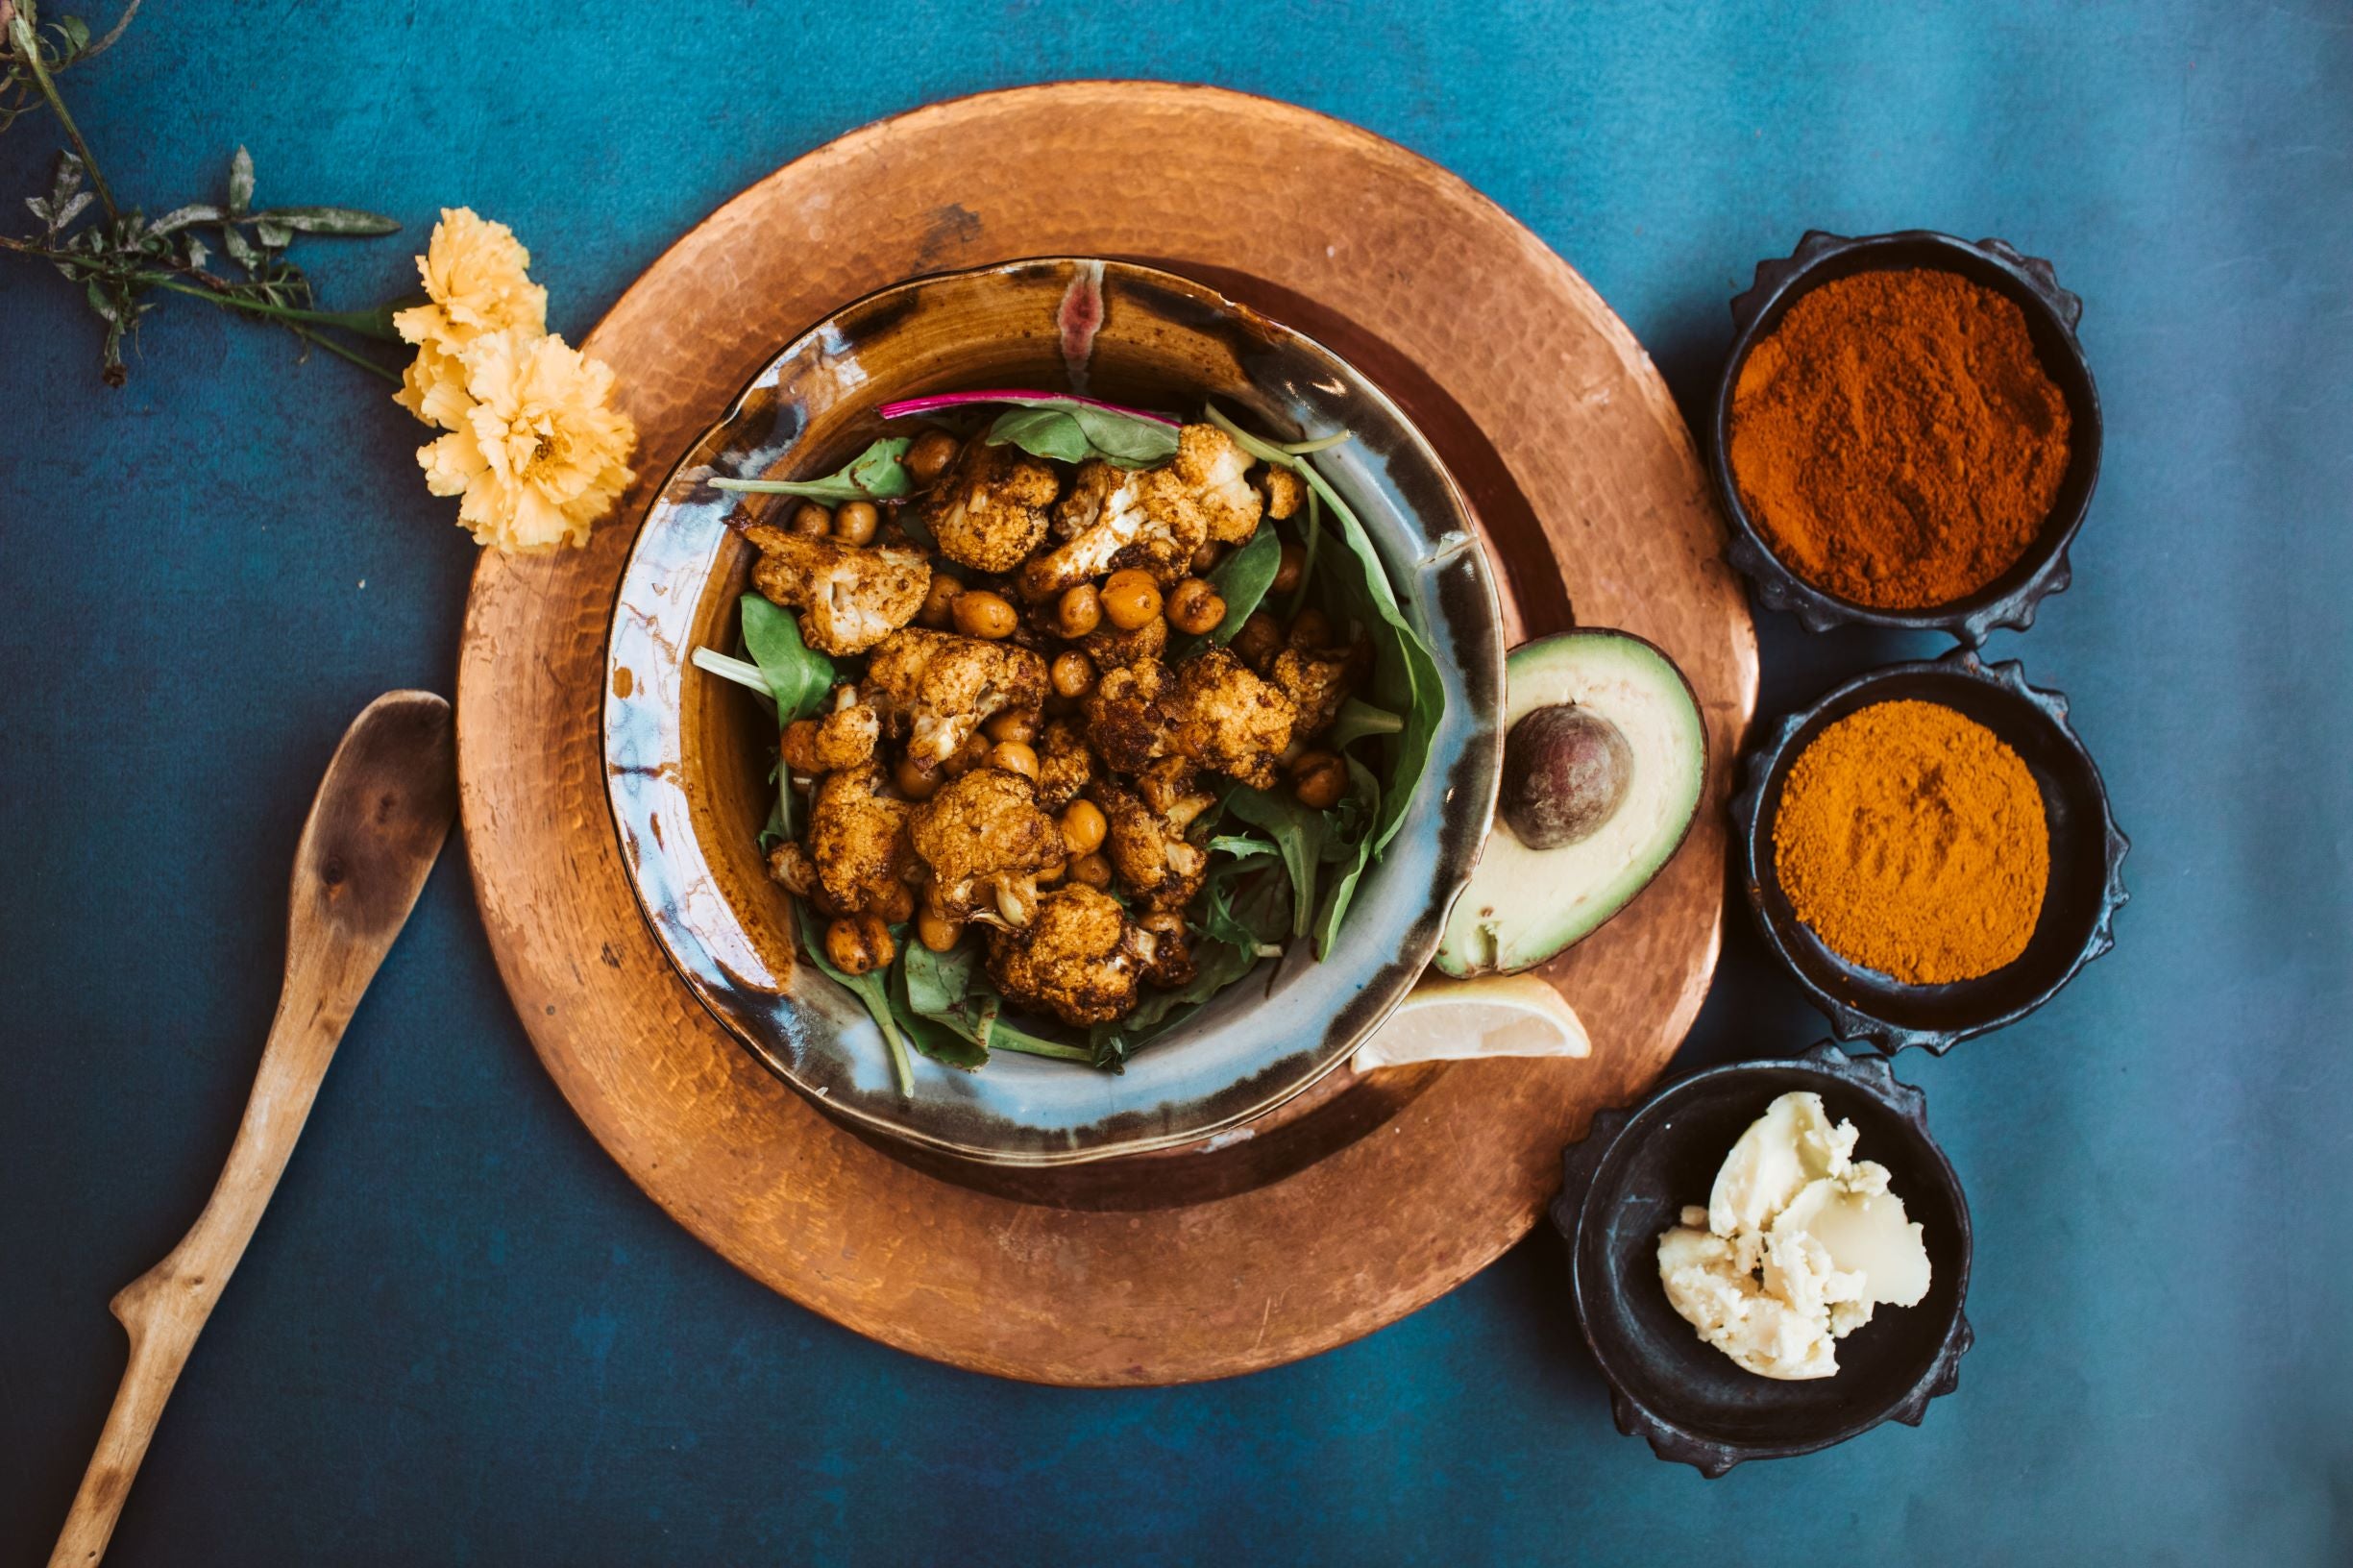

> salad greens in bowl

[{"left": 602, "top": 258, "right": 1504, "bottom": 1165}]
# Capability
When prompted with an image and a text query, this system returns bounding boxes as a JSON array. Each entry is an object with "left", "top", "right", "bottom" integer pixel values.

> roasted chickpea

[
  {"left": 989, "top": 740, "right": 1040, "bottom": 779},
  {"left": 791, "top": 502, "right": 833, "bottom": 537},
  {"left": 1056, "top": 583, "right": 1103, "bottom": 638},
  {"left": 870, "top": 879, "right": 916, "bottom": 925},
  {"left": 893, "top": 754, "right": 941, "bottom": 800},
  {"left": 1190, "top": 542, "right": 1222, "bottom": 575},
  {"left": 975, "top": 711, "right": 1031, "bottom": 747},
  {"left": 824, "top": 913, "right": 893, "bottom": 975},
  {"left": 942, "top": 732, "right": 993, "bottom": 778},
  {"left": 1060, "top": 798, "right": 1108, "bottom": 856},
  {"left": 1049, "top": 650, "right": 1096, "bottom": 700},
  {"left": 1069, "top": 850, "right": 1114, "bottom": 889},
  {"left": 1288, "top": 607, "right": 1333, "bottom": 649},
  {"left": 1037, "top": 857, "right": 1068, "bottom": 887},
  {"left": 779, "top": 719, "right": 823, "bottom": 774},
  {"left": 1231, "top": 611, "right": 1283, "bottom": 669},
  {"left": 1166, "top": 577, "right": 1226, "bottom": 636},
  {"left": 953, "top": 588, "right": 1018, "bottom": 640},
  {"left": 1271, "top": 541, "right": 1306, "bottom": 595},
  {"left": 919, "top": 572, "right": 964, "bottom": 628},
  {"left": 1101, "top": 569, "right": 1164, "bottom": 630},
  {"left": 916, "top": 908, "right": 962, "bottom": 953},
  {"left": 833, "top": 500, "right": 879, "bottom": 546},
  {"left": 905, "top": 429, "right": 960, "bottom": 484},
  {"left": 1290, "top": 748, "right": 1348, "bottom": 810}
]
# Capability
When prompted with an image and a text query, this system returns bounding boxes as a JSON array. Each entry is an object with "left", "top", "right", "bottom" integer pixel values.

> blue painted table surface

[{"left": 4, "top": 2, "right": 2346, "bottom": 1562}]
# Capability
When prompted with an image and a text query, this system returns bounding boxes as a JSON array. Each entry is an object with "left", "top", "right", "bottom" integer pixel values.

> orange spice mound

[
  {"left": 1728, "top": 268, "right": 2071, "bottom": 610},
  {"left": 1773, "top": 699, "right": 2049, "bottom": 985}
]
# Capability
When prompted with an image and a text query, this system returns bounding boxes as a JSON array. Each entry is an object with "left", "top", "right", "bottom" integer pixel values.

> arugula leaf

[
  {"left": 1207, "top": 834, "right": 1279, "bottom": 864},
  {"left": 792, "top": 898, "right": 914, "bottom": 1096},
  {"left": 1311, "top": 758, "right": 1383, "bottom": 959},
  {"left": 739, "top": 594, "right": 836, "bottom": 722},
  {"left": 1227, "top": 786, "right": 1329, "bottom": 941},
  {"left": 710, "top": 436, "right": 913, "bottom": 501},
  {"left": 1327, "top": 697, "right": 1405, "bottom": 753}
]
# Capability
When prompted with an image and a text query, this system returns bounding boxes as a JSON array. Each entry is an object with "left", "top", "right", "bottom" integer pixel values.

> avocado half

[{"left": 1434, "top": 630, "right": 1706, "bottom": 977}]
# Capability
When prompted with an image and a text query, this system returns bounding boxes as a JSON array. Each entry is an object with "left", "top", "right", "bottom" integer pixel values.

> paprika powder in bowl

[
  {"left": 1729, "top": 649, "right": 2130, "bottom": 1055},
  {"left": 1708, "top": 231, "right": 2102, "bottom": 647}
]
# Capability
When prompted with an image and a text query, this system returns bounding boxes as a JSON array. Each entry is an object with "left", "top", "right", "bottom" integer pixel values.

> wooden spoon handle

[{"left": 49, "top": 692, "right": 454, "bottom": 1566}]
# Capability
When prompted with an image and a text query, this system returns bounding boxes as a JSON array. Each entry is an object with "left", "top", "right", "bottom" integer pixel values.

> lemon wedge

[{"left": 1351, "top": 973, "right": 1592, "bottom": 1072}]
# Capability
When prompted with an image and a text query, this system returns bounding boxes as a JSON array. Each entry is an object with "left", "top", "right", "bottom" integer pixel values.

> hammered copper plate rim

[{"left": 455, "top": 81, "right": 1758, "bottom": 1385}]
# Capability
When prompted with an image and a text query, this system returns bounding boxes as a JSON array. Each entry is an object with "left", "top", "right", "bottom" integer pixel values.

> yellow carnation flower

[
  {"left": 418, "top": 330, "right": 637, "bottom": 553},
  {"left": 392, "top": 208, "right": 549, "bottom": 429}
]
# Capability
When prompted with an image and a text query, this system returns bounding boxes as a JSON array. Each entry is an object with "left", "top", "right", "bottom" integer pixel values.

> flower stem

[
  {"left": 146, "top": 276, "right": 402, "bottom": 337},
  {"left": 9, "top": 12, "right": 116, "bottom": 222}
]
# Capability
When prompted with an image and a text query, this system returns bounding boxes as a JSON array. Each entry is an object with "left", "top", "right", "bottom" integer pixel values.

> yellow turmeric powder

[{"left": 1774, "top": 699, "right": 2048, "bottom": 984}]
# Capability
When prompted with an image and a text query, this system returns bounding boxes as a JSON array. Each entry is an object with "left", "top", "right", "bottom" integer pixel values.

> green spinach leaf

[
  {"left": 739, "top": 594, "right": 836, "bottom": 722},
  {"left": 709, "top": 436, "right": 914, "bottom": 501},
  {"left": 1173, "top": 520, "right": 1282, "bottom": 656},
  {"left": 900, "top": 942, "right": 1091, "bottom": 1063},
  {"left": 1327, "top": 697, "right": 1405, "bottom": 753},
  {"left": 1226, "top": 786, "right": 1329, "bottom": 940},
  {"left": 1311, "top": 758, "right": 1383, "bottom": 959},
  {"left": 984, "top": 406, "right": 1097, "bottom": 465},
  {"left": 792, "top": 898, "right": 914, "bottom": 1096}
]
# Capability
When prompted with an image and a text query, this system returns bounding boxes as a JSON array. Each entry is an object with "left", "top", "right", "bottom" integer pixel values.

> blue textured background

[{"left": 4, "top": 2, "right": 2347, "bottom": 1562}]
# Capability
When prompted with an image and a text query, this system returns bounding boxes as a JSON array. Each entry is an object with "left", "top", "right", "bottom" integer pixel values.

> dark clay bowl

[
  {"left": 1709, "top": 230, "right": 2102, "bottom": 646},
  {"left": 1552, "top": 1044, "right": 1973, "bottom": 1478},
  {"left": 1732, "top": 650, "right": 2129, "bottom": 1054}
]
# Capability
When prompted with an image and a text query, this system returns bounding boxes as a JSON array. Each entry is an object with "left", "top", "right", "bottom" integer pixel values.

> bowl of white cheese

[{"left": 1552, "top": 1043, "right": 1973, "bottom": 1477}]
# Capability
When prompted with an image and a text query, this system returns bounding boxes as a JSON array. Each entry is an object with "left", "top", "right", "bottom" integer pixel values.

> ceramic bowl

[
  {"left": 601, "top": 257, "right": 1505, "bottom": 1166},
  {"left": 1553, "top": 1044, "right": 1973, "bottom": 1477},
  {"left": 1708, "top": 230, "right": 2103, "bottom": 646},
  {"left": 1731, "top": 649, "right": 2130, "bottom": 1054}
]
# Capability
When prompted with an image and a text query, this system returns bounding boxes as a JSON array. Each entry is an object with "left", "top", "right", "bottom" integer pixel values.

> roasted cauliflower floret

[
  {"left": 861, "top": 627, "right": 1049, "bottom": 766},
  {"left": 921, "top": 439, "right": 1059, "bottom": 574},
  {"left": 984, "top": 884, "right": 1158, "bottom": 1027},
  {"left": 1257, "top": 463, "right": 1306, "bottom": 521},
  {"left": 1167, "top": 648, "right": 1296, "bottom": 789},
  {"left": 740, "top": 520, "right": 930, "bottom": 656},
  {"left": 1076, "top": 612, "right": 1168, "bottom": 670},
  {"left": 801, "top": 763, "right": 915, "bottom": 917},
  {"left": 1097, "top": 781, "right": 1212, "bottom": 913},
  {"left": 1081, "top": 656, "right": 1177, "bottom": 774},
  {"left": 780, "top": 697, "right": 880, "bottom": 774},
  {"left": 907, "top": 768, "right": 1062, "bottom": 923},
  {"left": 1269, "top": 642, "right": 1367, "bottom": 741},
  {"left": 1019, "top": 425, "right": 1264, "bottom": 596},
  {"left": 1034, "top": 719, "right": 1096, "bottom": 812}
]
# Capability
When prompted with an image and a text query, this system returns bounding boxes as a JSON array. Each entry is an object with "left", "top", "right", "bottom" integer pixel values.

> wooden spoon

[{"left": 49, "top": 691, "right": 457, "bottom": 1567}]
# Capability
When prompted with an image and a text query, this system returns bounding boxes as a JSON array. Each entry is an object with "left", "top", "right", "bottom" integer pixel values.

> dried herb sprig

[{"left": 1, "top": 0, "right": 406, "bottom": 385}]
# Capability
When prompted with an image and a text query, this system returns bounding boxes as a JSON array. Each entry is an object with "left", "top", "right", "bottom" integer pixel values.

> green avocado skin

[{"left": 1436, "top": 630, "right": 1706, "bottom": 977}]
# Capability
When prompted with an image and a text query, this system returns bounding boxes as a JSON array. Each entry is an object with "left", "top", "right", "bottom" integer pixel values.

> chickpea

[
  {"left": 833, "top": 500, "right": 879, "bottom": 546},
  {"left": 1101, "top": 569, "right": 1164, "bottom": 631},
  {"left": 1056, "top": 582, "right": 1103, "bottom": 638},
  {"left": 942, "top": 732, "right": 993, "bottom": 778},
  {"left": 1060, "top": 798, "right": 1108, "bottom": 856},
  {"left": 989, "top": 740, "right": 1040, "bottom": 779},
  {"left": 779, "top": 719, "right": 823, "bottom": 774},
  {"left": 1288, "top": 607, "right": 1333, "bottom": 649},
  {"left": 919, "top": 572, "right": 964, "bottom": 628},
  {"left": 1271, "top": 541, "right": 1306, "bottom": 595},
  {"left": 905, "top": 429, "right": 960, "bottom": 484},
  {"left": 824, "top": 913, "right": 893, "bottom": 975},
  {"left": 1049, "top": 650, "right": 1096, "bottom": 700},
  {"left": 1290, "top": 749, "right": 1348, "bottom": 810},
  {"left": 1166, "top": 577, "right": 1226, "bottom": 636},
  {"left": 870, "top": 879, "right": 916, "bottom": 925},
  {"left": 1190, "top": 542, "right": 1222, "bottom": 575},
  {"left": 984, "top": 710, "right": 1038, "bottom": 746},
  {"left": 1231, "top": 610, "right": 1283, "bottom": 669},
  {"left": 953, "top": 588, "right": 1018, "bottom": 640},
  {"left": 916, "top": 908, "right": 963, "bottom": 953},
  {"left": 791, "top": 502, "right": 833, "bottom": 537},
  {"left": 1038, "top": 857, "right": 1068, "bottom": 887},
  {"left": 893, "top": 754, "right": 941, "bottom": 800},
  {"left": 1069, "top": 850, "right": 1113, "bottom": 889}
]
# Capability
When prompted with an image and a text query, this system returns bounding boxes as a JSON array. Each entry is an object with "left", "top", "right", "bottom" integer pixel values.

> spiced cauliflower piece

[
  {"left": 984, "top": 884, "right": 1158, "bottom": 1028},
  {"left": 1018, "top": 425, "right": 1264, "bottom": 596},
  {"left": 740, "top": 519, "right": 930, "bottom": 656},
  {"left": 1081, "top": 656, "right": 1178, "bottom": 774},
  {"left": 1257, "top": 462, "right": 1306, "bottom": 521},
  {"left": 780, "top": 696, "right": 880, "bottom": 774},
  {"left": 800, "top": 763, "right": 915, "bottom": 917},
  {"left": 1166, "top": 648, "right": 1296, "bottom": 789},
  {"left": 906, "top": 768, "right": 1062, "bottom": 924},
  {"left": 1269, "top": 642, "right": 1368, "bottom": 741},
  {"left": 1096, "top": 779, "right": 1213, "bottom": 913},
  {"left": 861, "top": 627, "right": 1049, "bottom": 766},
  {"left": 921, "top": 439, "right": 1060, "bottom": 574},
  {"left": 1033, "top": 719, "right": 1096, "bottom": 812}
]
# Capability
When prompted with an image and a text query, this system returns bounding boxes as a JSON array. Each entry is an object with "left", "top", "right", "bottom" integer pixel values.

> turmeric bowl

[
  {"left": 1707, "top": 230, "right": 2103, "bottom": 647},
  {"left": 1729, "top": 650, "right": 2129, "bottom": 1054}
]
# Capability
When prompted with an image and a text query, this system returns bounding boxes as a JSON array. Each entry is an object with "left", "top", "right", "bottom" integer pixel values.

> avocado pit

[{"left": 1500, "top": 704, "right": 1634, "bottom": 849}]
